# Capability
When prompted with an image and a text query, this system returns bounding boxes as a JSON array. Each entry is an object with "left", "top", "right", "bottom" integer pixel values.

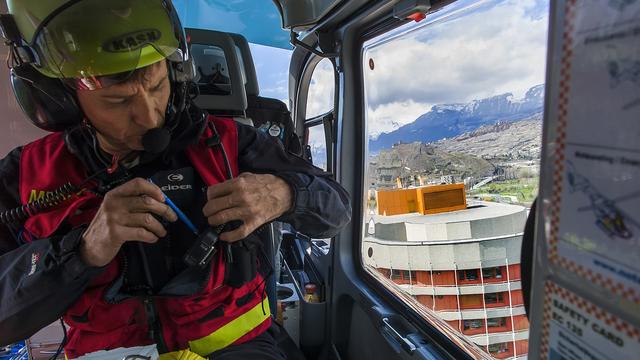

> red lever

[{"left": 407, "top": 12, "right": 426, "bottom": 22}]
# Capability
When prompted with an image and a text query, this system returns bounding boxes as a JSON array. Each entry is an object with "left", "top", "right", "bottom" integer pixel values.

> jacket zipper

[
  {"left": 109, "top": 254, "right": 169, "bottom": 352},
  {"left": 103, "top": 243, "right": 218, "bottom": 353},
  {"left": 143, "top": 296, "right": 168, "bottom": 353}
]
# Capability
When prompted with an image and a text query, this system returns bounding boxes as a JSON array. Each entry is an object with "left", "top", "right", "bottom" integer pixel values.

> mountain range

[
  {"left": 369, "top": 84, "right": 545, "bottom": 153},
  {"left": 433, "top": 115, "right": 543, "bottom": 160}
]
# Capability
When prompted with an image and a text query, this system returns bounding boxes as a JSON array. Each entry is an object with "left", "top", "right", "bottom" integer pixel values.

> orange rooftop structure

[{"left": 376, "top": 184, "right": 467, "bottom": 216}]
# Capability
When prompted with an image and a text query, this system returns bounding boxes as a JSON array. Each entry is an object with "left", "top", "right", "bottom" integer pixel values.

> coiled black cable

[
  {"left": 0, "top": 145, "right": 141, "bottom": 227},
  {"left": 0, "top": 182, "right": 81, "bottom": 225}
]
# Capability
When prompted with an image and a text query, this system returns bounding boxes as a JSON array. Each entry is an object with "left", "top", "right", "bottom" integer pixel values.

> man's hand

[
  {"left": 203, "top": 172, "right": 293, "bottom": 242},
  {"left": 80, "top": 178, "right": 178, "bottom": 267}
]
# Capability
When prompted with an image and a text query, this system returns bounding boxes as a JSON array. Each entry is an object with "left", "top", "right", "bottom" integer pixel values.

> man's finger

[
  {"left": 110, "top": 178, "right": 164, "bottom": 203},
  {"left": 206, "top": 207, "right": 247, "bottom": 226},
  {"left": 206, "top": 175, "right": 251, "bottom": 200},
  {"left": 130, "top": 195, "right": 178, "bottom": 222},
  {"left": 206, "top": 180, "right": 236, "bottom": 200},
  {"left": 122, "top": 213, "right": 167, "bottom": 238},
  {"left": 202, "top": 194, "right": 237, "bottom": 217},
  {"left": 115, "top": 226, "right": 159, "bottom": 244}
]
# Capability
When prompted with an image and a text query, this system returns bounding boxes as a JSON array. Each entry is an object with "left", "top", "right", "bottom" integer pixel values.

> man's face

[{"left": 76, "top": 61, "right": 171, "bottom": 156}]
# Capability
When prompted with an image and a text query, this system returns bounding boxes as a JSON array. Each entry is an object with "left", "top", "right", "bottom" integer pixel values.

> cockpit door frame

[{"left": 287, "top": 1, "right": 479, "bottom": 359}]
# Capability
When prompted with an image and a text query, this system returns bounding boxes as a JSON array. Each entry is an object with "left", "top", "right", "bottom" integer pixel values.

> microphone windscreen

[{"left": 142, "top": 128, "right": 170, "bottom": 154}]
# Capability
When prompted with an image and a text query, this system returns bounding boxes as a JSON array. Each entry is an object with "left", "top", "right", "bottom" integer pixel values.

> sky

[
  {"left": 248, "top": 0, "right": 549, "bottom": 143},
  {"left": 248, "top": 43, "right": 292, "bottom": 104},
  {"left": 362, "top": 0, "right": 550, "bottom": 138}
]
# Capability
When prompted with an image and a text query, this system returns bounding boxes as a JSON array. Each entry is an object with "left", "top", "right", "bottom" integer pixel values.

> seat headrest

[{"left": 186, "top": 28, "right": 247, "bottom": 114}]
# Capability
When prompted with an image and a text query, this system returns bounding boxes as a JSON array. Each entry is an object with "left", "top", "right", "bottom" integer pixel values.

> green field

[{"left": 470, "top": 178, "right": 539, "bottom": 206}]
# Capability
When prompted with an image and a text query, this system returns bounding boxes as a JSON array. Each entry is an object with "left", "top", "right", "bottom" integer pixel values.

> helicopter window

[
  {"left": 247, "top": 43, "right": 293, "bottom": 103},
  {"left": 305, "top": 58, "right": 334, "bottom": 119},
  {"left": 305, "top": 124, "right": 328, "bottom": 171},
  {"left": 361, "top": 0, "right": 549, "bottom": 358},
  {"left": 303, "top": 58, "right": 335, "bottom": 172}
]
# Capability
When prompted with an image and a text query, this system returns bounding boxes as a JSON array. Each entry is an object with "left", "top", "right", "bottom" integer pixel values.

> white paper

[
  {"left": 71, "top": 344, "right": 159, "bottom": 360},
  {"left": 544, "top": 283, "right": 638, "bottom": 360},
  {"left": 552, "top": 0, "right": 640, "bottom": 299}
]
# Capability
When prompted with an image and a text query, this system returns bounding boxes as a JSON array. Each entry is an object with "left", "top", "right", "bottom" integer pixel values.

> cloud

[
  {"left": 307, "top": 124, "right": 326, "bottom": 149},
  {"left": 364, "top": 0, "right": 549, "bottom": 110},
  {"left": 366, "top": 100, "right": 433, "bottom": 139},
  {"left": 244, "top": 0, "right": 549, "bottom": 145},
  {"left": 261, "top": 76, "right": 288, "bottom": 100},
  {"left": 248, "top": 43, "right": 292, "bottom": 99},
  {"left": 306, "top": 59, "right": 335, "bottom": 119}
]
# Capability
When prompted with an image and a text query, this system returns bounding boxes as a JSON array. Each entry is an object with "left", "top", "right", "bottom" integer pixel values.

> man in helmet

[{"left": 0, "top": 1, "right": 351, "bottom": 359}]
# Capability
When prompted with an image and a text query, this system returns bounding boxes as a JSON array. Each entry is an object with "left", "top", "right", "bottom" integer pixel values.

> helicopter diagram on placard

[
  {"left": 566, "top": 161, "right": 640, "bottom": 240},
  {"left": 608, "top": 59, "right": 640, "bottom": 88},
  {"left": 609, "top": 0, "right": 638, "bottom": 11}
]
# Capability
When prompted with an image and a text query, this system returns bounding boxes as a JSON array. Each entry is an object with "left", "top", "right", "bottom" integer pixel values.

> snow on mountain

[{"left": 369, "top": 84, "right": 545, "bottom": 152}]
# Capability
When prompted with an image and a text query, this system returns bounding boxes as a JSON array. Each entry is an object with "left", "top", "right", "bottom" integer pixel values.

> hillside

[
  {"left": 369, "top": 115, "right": 543, "bottom": 187},
  {"left": 433, "top": 114, "right": 543, "bottom": 160},
  {"left": 370, "top": 142, "right": 494, "bottom": 181}
]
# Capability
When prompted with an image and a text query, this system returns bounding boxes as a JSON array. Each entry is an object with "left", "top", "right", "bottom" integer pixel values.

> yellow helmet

[
  {"left": 5, "top": 0, "right": 189, "bottom": 86},
  {"left": 1, "top": 0, "right": 193, "bottom": 131}
]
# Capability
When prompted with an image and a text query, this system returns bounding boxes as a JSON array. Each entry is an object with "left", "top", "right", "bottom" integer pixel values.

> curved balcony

[
  {"left": 467, "top": 330, "right": 529, "bottom": 346},
  {"left": 399, "top": 280, "right": 522, "bottom": 296},
  {"left": 436, "top": 305, "right": 526, "bottom": 321}
]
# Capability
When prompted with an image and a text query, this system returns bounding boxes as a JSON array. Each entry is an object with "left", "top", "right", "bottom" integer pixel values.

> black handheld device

[{"left": 183, "top": 225, "right": 224, "bottom": 267}]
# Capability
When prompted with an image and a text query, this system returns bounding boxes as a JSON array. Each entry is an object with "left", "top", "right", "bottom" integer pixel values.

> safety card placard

[
  {"left": 541, "top": 282, "right": 639, "bottom": 360},
  {"left": 548, "top": 0, "right": 640, "bottom": 304}
]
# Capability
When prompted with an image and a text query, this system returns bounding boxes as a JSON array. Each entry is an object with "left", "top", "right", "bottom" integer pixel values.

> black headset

[{"left": 0, "top": 0, "right": 195, "bottom": 133}]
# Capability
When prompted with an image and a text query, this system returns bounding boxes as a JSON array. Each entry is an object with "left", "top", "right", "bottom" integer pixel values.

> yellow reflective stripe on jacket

[
  {"left": 189, "top": 297, "right": 271, "bottom": 356},
  {"left": 159, "top": 349, "right": 207, "bottom": 360}
]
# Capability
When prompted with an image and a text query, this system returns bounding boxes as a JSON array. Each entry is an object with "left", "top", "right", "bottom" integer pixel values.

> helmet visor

[{"left": 31, "top": 0, "right": 183, "bottom": 89}]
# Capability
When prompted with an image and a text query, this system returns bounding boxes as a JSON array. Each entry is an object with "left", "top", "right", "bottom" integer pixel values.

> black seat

[
  {"left": 228, "top": 32, "right": 302, "bottom": 156},
  {"left": 187, "top": 28, "right": 301, "bottom": 158},
  {"left": 187, "top": 26, "right": 282, "bottom": 310},
  {"left": 221, "top": 32, "right": 305, "bottom": 322},
  {"left": 187, "top": 28, "right": 247, "bottom": 117},
  {"left": 186, "top": 32, "right": 307, "bottom": 360}
]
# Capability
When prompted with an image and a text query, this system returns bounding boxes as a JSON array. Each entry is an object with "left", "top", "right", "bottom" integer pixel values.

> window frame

[
  {"left": 463, "top": 319, "right": 484, "bottom": 331},
  {"left": 332, "top": 1, "right": 545, "bottom": 358},
  {"left": 295, "top": 53, "right": 337, "bottom": 174},
  {"left": 487, "top": 317, "right": 507, "bottom": 328},
  {"left": 484, "top": 292, "right": 505, "bottom": 304},
  {"left": 482, "top": 267, "right": 504, "bottom": 280},
  {"left": 488, "top": 342, "right": 510, "bottom": 354},
  {"left": 458, "top": 269, "right": 479, "bottom": 281},
  {"left": 351, "top": 14, "right": 489, "bottom": 360},
  {"left": 303, "top": 111, "right": 334, "bottom": 172}
]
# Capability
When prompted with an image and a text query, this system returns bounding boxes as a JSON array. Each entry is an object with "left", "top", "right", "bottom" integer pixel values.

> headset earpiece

[
  {"left": 10, "top": 64, "right": 82, "bottom": 132},
  {"left": 4, "top": 0, "right": 191, "bottom": 134}
]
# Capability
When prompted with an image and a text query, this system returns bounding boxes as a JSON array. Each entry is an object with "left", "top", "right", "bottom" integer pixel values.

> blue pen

[{"left": 148, "top": 178, "right": 198, "bottom": 235}]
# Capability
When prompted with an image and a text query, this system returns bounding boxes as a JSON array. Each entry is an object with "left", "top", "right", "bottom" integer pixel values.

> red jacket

[{"left": 18, "top": 116, "right": 271, "bottom": 358}]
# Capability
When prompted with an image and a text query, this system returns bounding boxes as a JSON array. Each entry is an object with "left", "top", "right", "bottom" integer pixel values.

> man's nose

[{"left": 130, "top": 91, "right": 160, "bottom": 129}]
